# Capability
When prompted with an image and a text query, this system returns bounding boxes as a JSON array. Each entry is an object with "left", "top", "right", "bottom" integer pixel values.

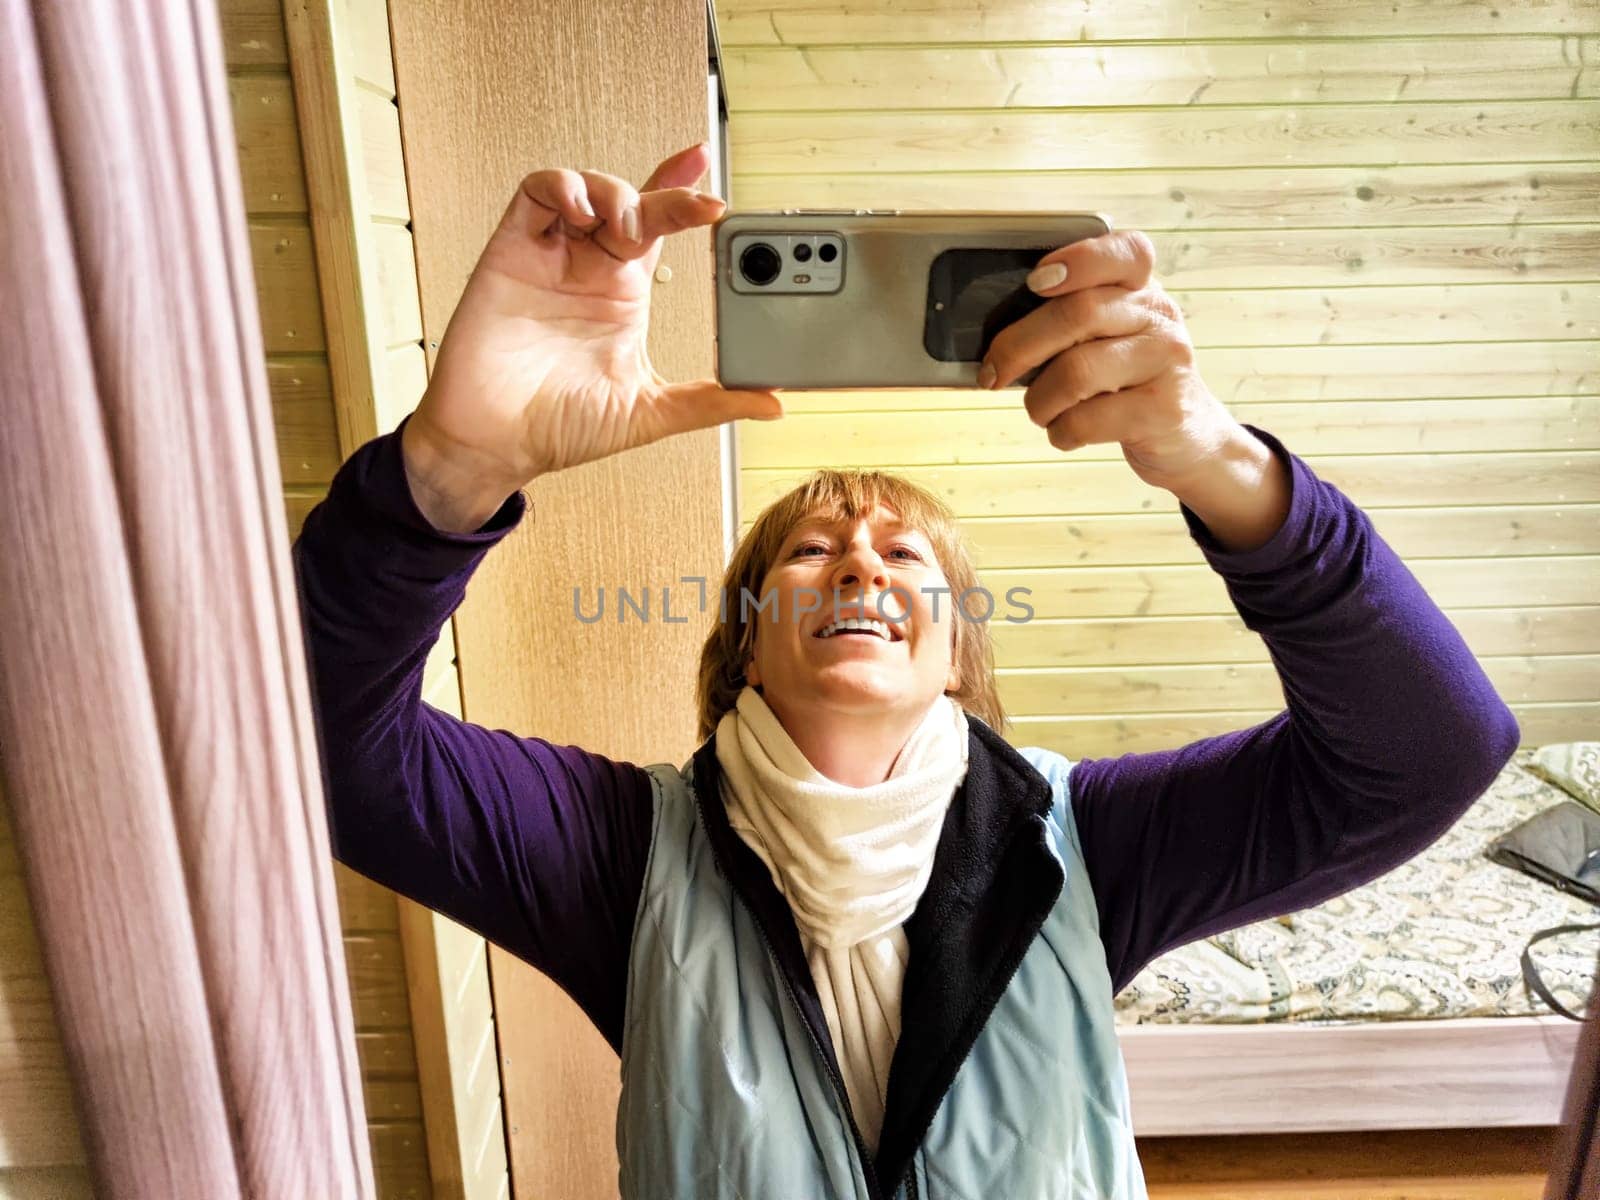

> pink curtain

[{"left": 0, "top": 0, "right": 373, "bottom": 1194}]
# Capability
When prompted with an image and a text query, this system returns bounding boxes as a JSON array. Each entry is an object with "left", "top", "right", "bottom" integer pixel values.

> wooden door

[{"left": 387, "top": 3, "right": 723, "bottom": 1196}]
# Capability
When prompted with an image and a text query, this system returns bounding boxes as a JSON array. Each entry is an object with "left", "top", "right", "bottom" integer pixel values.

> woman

[{"left": 293, "top": 142, "right": 1520, "bottom": 1199}]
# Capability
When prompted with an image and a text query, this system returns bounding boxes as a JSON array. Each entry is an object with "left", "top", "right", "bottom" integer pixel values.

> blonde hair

[{"left": 695, "top": 469, "right": 1006, "bottom": 742}]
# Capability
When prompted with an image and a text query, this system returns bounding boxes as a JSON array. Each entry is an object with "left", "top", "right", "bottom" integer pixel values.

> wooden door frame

[{"left": 281, "top": 0, "right": 510, "bottom": 1195}]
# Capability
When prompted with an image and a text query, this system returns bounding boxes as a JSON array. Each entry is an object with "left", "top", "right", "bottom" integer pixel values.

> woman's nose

[{"left": 831, "top": 546, "right": 890, "bottom": 592}]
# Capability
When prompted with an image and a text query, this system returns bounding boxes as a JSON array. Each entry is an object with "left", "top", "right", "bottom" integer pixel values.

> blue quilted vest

[{"left": 615, "top": 719, "right": 1148, "bottom": 1200}]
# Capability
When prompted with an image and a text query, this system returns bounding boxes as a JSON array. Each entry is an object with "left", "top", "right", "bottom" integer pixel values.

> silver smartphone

[{"left": 712, "top": 209, "right": 1114, "bottom": 390}]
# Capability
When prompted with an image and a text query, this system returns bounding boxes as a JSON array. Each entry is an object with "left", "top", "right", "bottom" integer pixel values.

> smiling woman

[
  {"left": 696, "top": 473, "right": 1003, "bottom": 1146},
  {"left": 294, "top": 144, "right": 1527, "bottom": 1200},
  {"left": 697, "top": 471, "right": 1005, "bottom": 776}
]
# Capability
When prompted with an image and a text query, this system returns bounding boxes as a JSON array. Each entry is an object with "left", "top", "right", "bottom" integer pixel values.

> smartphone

[{"left": 712, "top": 209, "right": 1114, "bottom": 390}]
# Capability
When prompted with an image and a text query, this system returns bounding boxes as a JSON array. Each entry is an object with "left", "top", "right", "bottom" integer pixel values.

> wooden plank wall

[
  {"left": 718, "top": 0, "right": 1600, "bottom": 761},
  {"left": 715, "top": 3, "right": 1594, "bottom": 1196},
  {"left": 302, "top": 2, "right": 511, "bottom": 1193},
  {"left": 221, "top": 1, "right": 456, "bottom": 1196}
]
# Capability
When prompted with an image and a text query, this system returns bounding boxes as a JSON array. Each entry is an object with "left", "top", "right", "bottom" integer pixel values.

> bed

[{"left": 1111, "top": 742, "right": 1600, "bottom": 1135}]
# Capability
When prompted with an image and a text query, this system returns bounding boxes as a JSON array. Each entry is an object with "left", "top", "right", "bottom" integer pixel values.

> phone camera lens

[
  {"left": 818, "top": 242, "right": 838, "bottom": 263},
  {"left": 792, "top": 243, "right": 813, "bottom": 263},
  {"left": 739, "top": 243, "right": 782, "bottom": 286}
]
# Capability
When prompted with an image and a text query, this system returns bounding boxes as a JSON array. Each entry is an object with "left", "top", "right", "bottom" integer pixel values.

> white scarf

[{"left": 714, "top": 685, "right": 970, "bottom": 1152}]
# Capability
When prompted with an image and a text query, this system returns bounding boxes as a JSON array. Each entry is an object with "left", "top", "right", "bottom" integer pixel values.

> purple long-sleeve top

[{"left": 291, "top": 417, "right": 1521, "bottom": 1055}]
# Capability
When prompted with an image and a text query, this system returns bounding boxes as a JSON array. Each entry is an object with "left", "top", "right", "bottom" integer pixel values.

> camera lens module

[
  {"left": 739, "top": 243, "right": 782, "bottom": 286},
  {"left": 727, "top": 231, "right": 843, "bottom": 297}
]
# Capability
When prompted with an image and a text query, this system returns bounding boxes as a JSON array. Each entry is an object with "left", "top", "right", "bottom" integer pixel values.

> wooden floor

[{"left": 1138, "top": 1126, "right": 1558, "bottom": 1199}]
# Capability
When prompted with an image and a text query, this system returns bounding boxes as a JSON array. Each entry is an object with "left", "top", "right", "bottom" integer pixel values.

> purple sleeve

[
  {"left": 291, "top": 415, "right": 656, "bottom": 1053},
  {"left": 1067, "top": 423, "right": 1521, "bottom": 996}
]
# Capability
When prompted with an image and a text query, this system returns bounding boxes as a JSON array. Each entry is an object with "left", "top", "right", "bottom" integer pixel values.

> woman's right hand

[{"left": 399, "top": 142, "right": 783, "bottom": 532}]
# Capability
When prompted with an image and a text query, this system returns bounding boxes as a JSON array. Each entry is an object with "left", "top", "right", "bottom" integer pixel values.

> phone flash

[{"left": 793, "top": 273, "right": 812, "bottom": 283}]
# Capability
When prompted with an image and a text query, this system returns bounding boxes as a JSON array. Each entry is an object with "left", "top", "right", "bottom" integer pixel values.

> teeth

[{"left": 818, "top": 617, "right": 893, "bottom": 640}]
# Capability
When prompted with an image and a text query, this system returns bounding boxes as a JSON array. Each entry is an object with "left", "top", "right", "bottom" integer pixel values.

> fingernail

[
  {"left": 977, "top": 362, "right": 997, "bottom": 390},
  {"left": 1027, "top": 262, "right": 1067, "bottom": 292},
  {"left": 575, "top": 195, "right": 595, "bottom": 218},
  {"left": 622, "top": 206, "right": 641, "bottom": 242}
]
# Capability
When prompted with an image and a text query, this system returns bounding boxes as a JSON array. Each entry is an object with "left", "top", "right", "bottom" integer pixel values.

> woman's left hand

[{"left": 978, "top": 229, "right": 1241, "bottom": 493}]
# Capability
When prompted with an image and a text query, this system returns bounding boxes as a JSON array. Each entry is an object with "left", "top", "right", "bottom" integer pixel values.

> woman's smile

[
  {"left": 813, "top": 611, "right": 905, "bottom": 643},
  {"left": 814, "top": 627, "right": 899, "bottom": 649}
]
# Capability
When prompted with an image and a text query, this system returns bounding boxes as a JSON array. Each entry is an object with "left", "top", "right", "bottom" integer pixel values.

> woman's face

[{"left": 745, "top": 503, "right": 961, "bottom": 722}]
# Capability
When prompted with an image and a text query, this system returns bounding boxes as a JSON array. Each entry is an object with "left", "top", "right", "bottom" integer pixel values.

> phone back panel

[{"left": 713, "top": 211, "right": 1113, "bottom": 390}]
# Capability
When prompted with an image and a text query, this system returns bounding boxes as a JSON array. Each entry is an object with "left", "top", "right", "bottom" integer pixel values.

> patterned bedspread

[{"left": 1112, "top": 750, "right": 1600, "bottom": 1025}]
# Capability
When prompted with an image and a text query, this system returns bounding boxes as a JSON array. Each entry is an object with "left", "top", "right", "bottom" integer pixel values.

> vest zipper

[
  {"left": 748, "top": 915, "right": 886, "bottom": 1200},
  {"left": 907, "top": 1157, "right": 920, "bottom": 1200}
]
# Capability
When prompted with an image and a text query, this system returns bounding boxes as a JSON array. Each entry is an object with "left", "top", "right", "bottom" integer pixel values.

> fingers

[
  {"left": 1037, "top": 366, "right": 1221, "bottom": 458},
  {"left": 578, "top": 169, "right": 645, "bottom": 254},
  {"left": 1039, "top": 379, "right": 1166, "bottom": 454},
  {"left": 1020, "top": 330, "right": 1182, "bottom": 432},
  {"left": 984, "top": 286, "right": 1155, "bottom": 391},
  {"left": 608, "top": 143, "right": 732, "bottom": 254},
  {"left": 582, "top": 177, "right": 725, "bottom": 261},
  {"left": 504, "top": 153, "right": 726, "bottom": 261},
  {"left": 652, "top": 378, "right": 785, "bottom": 435},
  {"left": 639, "top": 187, "right": 726, "bottom": 241},
  {"left": 1025, "top": 229, "right": 1159, "bottom": 299},
  {"left": 643, "top": 141, "right": 713, "bottom": 192},
  {"left": 508, "top": 167, "right": 603, "bottom": 239}
]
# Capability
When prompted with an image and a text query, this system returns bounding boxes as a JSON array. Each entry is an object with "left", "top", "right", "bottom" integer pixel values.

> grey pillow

[{"left": 1485, "top": 800, "right": 1600, "bottom": 905}]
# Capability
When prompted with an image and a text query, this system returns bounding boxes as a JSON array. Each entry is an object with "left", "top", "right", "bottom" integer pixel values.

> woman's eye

[{"left": 792, "top": 541, "right": 921, "bottom": 560}]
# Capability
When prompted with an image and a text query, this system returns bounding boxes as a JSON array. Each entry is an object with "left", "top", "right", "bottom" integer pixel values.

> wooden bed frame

[{"left": 1117, "top": 1015, "right": 1582, "bottom": 1135}]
